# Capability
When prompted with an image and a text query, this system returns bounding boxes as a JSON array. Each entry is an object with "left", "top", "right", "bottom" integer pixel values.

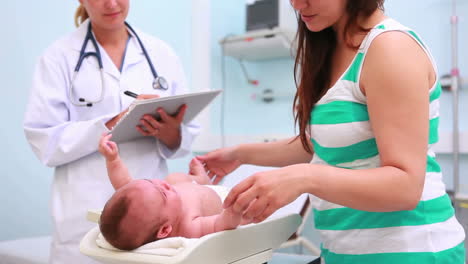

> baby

[{"left": 98, "top": 133, "right": 247, "bottom": 250}]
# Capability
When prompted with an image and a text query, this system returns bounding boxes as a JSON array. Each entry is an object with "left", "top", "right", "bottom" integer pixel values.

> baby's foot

[{"left": 189, "top": 158, "right": 208, "bottom": 177}]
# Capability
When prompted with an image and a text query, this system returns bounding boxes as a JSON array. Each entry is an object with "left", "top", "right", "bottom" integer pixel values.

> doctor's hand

[
  {"left": 196, "top": 147, "right": 242, "bottom": 185},
  {"left": 98, "top": 133, "right": 119, "bottom": 162},
  {"left": 137, "top": 104, "right": 187, "bottom": 149},
  {"left": 223, "top": 164, "right": 308, "bottom": 223}
]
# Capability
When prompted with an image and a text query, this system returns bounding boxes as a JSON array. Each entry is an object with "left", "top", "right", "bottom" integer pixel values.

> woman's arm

[
  {"left": 226, "top": 31, "right": 433, "bottom": 222},
  {"left": 236, "top": 136, "right": 313, "bottom": 167},
  {"left": 23, "top": 53, "right": 115, "bottom": 167},
  {"left": 198, "top": 137, "right": 313, "bottom": 184},
  {"left": 317, "top": 31, "right": 430, "bottom": 211}
]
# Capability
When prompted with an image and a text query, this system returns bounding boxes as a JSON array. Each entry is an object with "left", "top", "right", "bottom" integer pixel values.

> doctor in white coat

[{"left": 23, "top": 0, "right": 200, "bottom": 263}]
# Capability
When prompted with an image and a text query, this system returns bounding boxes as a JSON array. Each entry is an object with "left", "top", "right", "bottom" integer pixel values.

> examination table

[{"left": 80, "top": 210, "right": 303, "bottom": 264}]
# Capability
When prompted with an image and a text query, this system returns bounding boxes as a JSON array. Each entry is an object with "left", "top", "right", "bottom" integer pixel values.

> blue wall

[
  {"left": 210, "top": 1, "right": 296, "bottom": 137},
  {"left": 0, "top": 0, "right": 193, "bottom": 241}
]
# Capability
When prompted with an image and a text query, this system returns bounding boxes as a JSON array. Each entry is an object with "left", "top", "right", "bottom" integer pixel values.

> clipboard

[{"left": 110, "top": 90, "right": 222, "bottom": 143}]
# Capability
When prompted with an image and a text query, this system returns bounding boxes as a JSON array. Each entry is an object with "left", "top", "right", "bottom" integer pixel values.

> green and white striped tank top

[{"left": 309, "top": 18, "right": 466, "bottom": 264}]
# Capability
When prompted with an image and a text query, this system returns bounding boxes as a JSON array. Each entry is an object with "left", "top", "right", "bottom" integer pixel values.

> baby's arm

[
  {"left": 191, "top": 207, "right": 243, "bottom": 237},
  {"left": 98, "top": 133, "right": 132, "bottom": 190}
]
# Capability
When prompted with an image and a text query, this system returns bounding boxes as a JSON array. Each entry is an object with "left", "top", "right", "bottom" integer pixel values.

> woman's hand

[
  {"left": 197, "top": 146, "right": 243, "bottom": 184},
  {"left": 224, "top": 164, "right": 308, "bottom": 223},
  {"left": 136, "top": 104, "right": 187, "bottom": 149},
  {"left": 98, "top": 133, "right": 119, "bottom": 162}
]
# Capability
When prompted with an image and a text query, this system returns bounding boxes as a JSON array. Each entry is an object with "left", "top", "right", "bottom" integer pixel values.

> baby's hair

[
  {"left": 99, "top": 194, "right": 136, "bottom": 250},
  {"left": 100, "top": 188, "right": 169, "bottom": 250}
]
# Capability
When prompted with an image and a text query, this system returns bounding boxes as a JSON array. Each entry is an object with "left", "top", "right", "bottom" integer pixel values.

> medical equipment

[
  {"left": 80, "top": 211, "right": 302, "bottom": 264},
  {"left": 246, "top": 0, "right": 296, "bottom": 32},
  {"left": 70, "top": 22, "right": 168, "bottom": 107},
  {"left": 239, "top": 60, "right": 259, "bottom": 86},
  {"left": 0, "top": 235, "right": 317, "bottom": 264},
  {"left": 220, "top": 27, "right": 295, "bottom": 61},
  {"left": 251, "top": 88, "right": 296, "bottom": 103},
  {"left": 220, "top": 0, "right": 297, "bottom": 61}
]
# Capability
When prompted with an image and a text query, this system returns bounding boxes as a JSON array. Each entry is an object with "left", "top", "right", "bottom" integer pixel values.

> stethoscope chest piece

[{"left": 153, "top": 76, "right": 169, "bottom": 90}]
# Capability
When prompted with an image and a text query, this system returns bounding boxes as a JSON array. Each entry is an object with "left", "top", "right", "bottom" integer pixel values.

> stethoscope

[{"left": 69, "top": 21, "right": 168, "bottom": 107}]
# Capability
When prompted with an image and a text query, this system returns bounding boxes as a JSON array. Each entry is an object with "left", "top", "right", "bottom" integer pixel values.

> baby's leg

[{"left": 189, "top": 158, "right": 211, "bottom": 185}]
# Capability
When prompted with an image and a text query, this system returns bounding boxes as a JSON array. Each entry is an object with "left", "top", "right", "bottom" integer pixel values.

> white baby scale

[{"left": 80, "top": 210, "right": 302, "bottom": 264}]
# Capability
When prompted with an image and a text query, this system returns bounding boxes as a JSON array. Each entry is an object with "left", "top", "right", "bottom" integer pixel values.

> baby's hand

[
  {"left": 98, "top": 133, "right": 119, "bottom": 161},
  {"left": 189, "top": 157, "right": 207, "bottom": 177},
  {"left": 189, "top": 157, "right": 211, "bottom": 184}
]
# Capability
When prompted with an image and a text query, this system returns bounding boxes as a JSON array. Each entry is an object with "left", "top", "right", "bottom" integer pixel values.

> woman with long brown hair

[{"left": 199, "top": 0, "right": 465, "bottom": 263}]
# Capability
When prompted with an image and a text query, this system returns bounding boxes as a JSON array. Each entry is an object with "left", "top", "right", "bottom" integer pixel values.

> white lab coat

[{"left": 23, "top": 20, "right": 200, "bottom": 264}]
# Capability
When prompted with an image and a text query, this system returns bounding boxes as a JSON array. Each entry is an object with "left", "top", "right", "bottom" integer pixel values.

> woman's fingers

[
  {"left": 224, "top": 169, "right": 292, "bottom": 223},
  {"left": 137, "top": 117, "right": 163, "bottom": 138},
  {"left": 253, "top": 204, "right": 276, "bottom": 223},
  {"left": 157, "top": 108, "right": 170, "bottom": 122},
  {"left": 224, "top": 176, "right": 255, "bottom": 210},
  {"left": 157, "top": 105, "right": 186, "bottom": 125},
  {"left": 141, "top": 115, "right": 162, "bottom": 130},
  {"left": 207, "top": 170, "right": 216, "bottom": 179},
  {"left": 175, "top": 105, "right": 187, "bottom": 123},
  {"left": 243, "top": 195, "right": 269, "bottom": 220},
  {"left": 232, "top": 188, "right": 259, "bottom": 214},
  {"left": 212, "top": 175, "right": 224, "bottom": 185},
  {"left": 136, "top": 125, "right": 152, "bottom": 136}
]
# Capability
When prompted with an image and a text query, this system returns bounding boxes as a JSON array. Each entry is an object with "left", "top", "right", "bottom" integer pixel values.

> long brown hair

[
  {"left": 74, "top": 5, "right": 89, "bottom": 27},
  {"left": 293, "top": 0, "right": 385, "bottom": 153}
]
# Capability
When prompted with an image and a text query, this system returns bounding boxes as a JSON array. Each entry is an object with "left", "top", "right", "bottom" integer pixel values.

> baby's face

[
  {"left": 127, "top": 179, "right": 182, "bottom": 222},
  {"left": 115, "top": 179, "right": 183, "bottom": 245},
  {"left": 143, "top": 179, "right": 182, "bottom": 215}
]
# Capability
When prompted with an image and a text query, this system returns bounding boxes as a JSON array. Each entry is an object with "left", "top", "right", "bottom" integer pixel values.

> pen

[{"left": 124, "top": 90, "right": 139, "bottom": 98}]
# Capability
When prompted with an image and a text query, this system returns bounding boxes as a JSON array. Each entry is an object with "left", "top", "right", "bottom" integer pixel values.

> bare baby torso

[{"left": 175, "top": 182, "right": 223, "bottom": 219}]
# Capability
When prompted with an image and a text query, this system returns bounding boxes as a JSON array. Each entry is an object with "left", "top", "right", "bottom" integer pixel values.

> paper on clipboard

[{"left": 110, "top": 90, "right": 222, "bottom": 143}]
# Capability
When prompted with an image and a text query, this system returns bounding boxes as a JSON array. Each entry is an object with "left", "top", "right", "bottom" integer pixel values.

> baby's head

[{"left": 100, "top": 179, "right": 182, "bottom": 250}]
